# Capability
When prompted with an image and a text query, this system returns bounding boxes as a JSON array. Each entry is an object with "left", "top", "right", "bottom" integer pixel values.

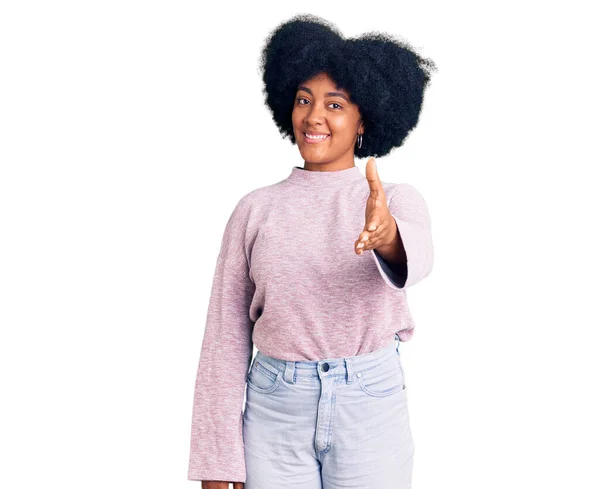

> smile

[{"left": 304, "top": 133, "right": 330, "bottom": 143}]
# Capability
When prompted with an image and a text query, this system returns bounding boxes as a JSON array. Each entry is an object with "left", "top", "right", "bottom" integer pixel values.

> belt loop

[
  {"left": 394, "top": 333, "right": 401, "bottom": 355},
  {"left": 284, "top": 360, "right": 295, "bottom": 384},
  {"left": 344, "top": 357, "right": 353, "bottom": 384}
]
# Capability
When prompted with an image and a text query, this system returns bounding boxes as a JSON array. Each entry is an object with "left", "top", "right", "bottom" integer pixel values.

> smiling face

[{"left": 292, "top": 72, "right": 364, "bottom": 171}]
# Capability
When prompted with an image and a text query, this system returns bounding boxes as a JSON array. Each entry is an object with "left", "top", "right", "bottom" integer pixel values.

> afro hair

[{"left": 259, "top": 13, "right": 437, "bottom": 158}]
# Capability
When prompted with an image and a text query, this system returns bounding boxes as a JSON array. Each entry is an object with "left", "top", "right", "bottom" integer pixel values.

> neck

[
  {"left": 302, "top": 150, "right": 357, "bottom": 172},
  {"left": 285, "top": 164, "right": 364, "bottom": 188},
  {"left": 302, "top": 162, "right": 356, "bottom": 172}
]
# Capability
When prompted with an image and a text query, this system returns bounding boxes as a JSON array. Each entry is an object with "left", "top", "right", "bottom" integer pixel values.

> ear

[{"left": 358, "top": 119, "right": 364, "bottom": 134}]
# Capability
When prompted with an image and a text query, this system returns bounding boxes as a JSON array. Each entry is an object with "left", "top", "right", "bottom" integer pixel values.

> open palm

[{"left": 355, "top": 157, "right": 396, "bottom": 254}]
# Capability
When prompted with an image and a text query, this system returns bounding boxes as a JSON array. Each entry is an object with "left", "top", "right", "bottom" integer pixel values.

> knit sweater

[{"left": 187, "top": 164, "right": 434, "bottom": 482}]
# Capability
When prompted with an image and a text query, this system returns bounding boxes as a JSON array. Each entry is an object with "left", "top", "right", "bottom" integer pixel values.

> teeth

[{"left": 305, "top": 133, "right": 329, "bottom": 139}]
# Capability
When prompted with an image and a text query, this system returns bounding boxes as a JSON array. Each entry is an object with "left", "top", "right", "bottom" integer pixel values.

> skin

[
  {"left": 202, "top": 482, "right": 243, "bottom": 489},
  {"left": 292, "top": 71, "right": 406, "bottom": 264},
  {"left": 202, "top": 73, "right": 405, "bottom": 489}
]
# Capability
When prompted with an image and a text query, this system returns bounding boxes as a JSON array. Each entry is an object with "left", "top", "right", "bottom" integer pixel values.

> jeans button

[{"left": 321, "top": 362, "right": 329, "bottom": 372}]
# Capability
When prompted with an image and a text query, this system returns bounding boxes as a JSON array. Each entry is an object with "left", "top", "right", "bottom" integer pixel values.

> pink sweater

[{"left": 187, "top": 165, "right": 434, "bottom": 482}]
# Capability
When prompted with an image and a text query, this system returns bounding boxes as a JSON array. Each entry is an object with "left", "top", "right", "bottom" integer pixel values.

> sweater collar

[{"left": 285, "top": 165, "right": 364, "bottom": 188}]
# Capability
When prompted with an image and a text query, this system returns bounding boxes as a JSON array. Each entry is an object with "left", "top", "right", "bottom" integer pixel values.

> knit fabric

[{"left": 188, "top": 164, "right": 434, "bottom": 482}]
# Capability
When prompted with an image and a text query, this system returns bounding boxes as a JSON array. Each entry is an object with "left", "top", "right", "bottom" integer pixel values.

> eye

[{"left": 295, "top": 98, "right": 342, "bottom": 110}]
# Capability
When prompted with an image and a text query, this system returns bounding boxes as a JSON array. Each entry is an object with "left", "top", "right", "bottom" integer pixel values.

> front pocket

[
  {"left": 246, "top": 360, "right": 282, "bottom": 394},
  {"left": 356, "top": 358, "right": 406, "bottom": 398}
]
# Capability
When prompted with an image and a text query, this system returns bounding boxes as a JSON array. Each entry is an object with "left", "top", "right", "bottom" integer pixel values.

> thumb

[{"left": 365, "top": 157, "right": 383, "bottom": 194}]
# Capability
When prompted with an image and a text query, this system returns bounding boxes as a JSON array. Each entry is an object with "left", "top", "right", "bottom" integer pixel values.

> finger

[
  {"left": 355, "top": 216, "right": 382, "bottom": 250},
  {"left": 358, "top": 226, "right": 387, "bottom": 251},
  {"left": 355, "top": 225, "right": 384, "bottom": 253},
  {"left": 361, "top": 233, "right": 386, "bottom": 251},
  {"left": 365, "top": 157, "right": 384, "bottom": 197},
  {"left": 364, "top": 208, "right": 386, "bottom": 233},
  {"left": 355, "top": 234, "right": 385, "bottom": 253},
  {"left": 355, "top": 236, "right": 368, "bottom": 254},
  {"left": 356, "top": 214, "right": 391, "bottom": 251},
  {"left": 233, "top": 483, "right": 244, "bottom": 489},
  {"left": 356, "top": 226, "right": 375, "bottom": 247}
]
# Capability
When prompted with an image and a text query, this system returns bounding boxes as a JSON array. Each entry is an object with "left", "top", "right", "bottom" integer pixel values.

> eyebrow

[{"left": 297, "top": 86, "right": 349, "bottom": 103}]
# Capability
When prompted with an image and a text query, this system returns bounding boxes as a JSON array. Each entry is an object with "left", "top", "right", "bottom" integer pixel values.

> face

[{"left": 291, "top": 72, "right": 364, "bottom": 171}]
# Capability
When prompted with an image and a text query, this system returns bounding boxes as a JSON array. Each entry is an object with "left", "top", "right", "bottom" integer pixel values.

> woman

[{"left": 187, "top": 14, "right": 436, "bottom": 489}]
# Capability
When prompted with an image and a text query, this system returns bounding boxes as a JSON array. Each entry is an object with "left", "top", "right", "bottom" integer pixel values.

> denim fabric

[{"left": 243, "top": 334, "right": 415, "bottom": 489}]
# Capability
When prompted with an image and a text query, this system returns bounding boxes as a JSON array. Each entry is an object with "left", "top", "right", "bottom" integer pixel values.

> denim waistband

[{"left": 253, "top": 333, "right": 402, "bottom": 385}]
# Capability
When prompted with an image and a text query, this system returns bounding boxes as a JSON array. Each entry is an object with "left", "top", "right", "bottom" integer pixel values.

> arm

[
  {"left": 371, "top": 183, "right": 434, "bottom": 290},
  {"left": 373, "top": 229, "right": 408, "bottom": 288},
  {"left": 187, "top": 200, "right": 255, "bottom": 483}
]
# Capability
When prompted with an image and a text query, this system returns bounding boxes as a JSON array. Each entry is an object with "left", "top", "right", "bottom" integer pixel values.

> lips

[{"left": 303, "top": 132, "right": 330, "bottom": 144}]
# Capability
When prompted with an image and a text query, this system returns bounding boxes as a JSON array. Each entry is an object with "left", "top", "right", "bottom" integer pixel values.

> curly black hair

[{"left": 258, "top": 14, "right": 437, "bottom": 158}]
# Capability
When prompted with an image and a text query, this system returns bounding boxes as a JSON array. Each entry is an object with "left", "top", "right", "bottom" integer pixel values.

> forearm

[{"left": 374, "top": 217, "right": 407, "bottom": 268}]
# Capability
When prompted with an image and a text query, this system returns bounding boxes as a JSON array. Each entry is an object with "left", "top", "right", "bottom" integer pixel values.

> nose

[{"left": 304, "top": 101, "right": 326, "bottom": 126}]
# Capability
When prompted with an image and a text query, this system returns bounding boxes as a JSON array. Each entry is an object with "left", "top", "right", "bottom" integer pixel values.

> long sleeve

[
  {"left": 371, "top": 183, "right": 434, "bottom": 291},
  {"left": 187, "top": 199, "right": 255, "bottom": 483}
]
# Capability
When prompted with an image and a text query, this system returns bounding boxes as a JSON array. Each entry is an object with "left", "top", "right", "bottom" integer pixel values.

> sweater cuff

[
  {"left": 373, "top": 248, "right": 408, "bottom": 288},
  {"left": 370, "top": 213, "right": 409, "bottom": 290}
]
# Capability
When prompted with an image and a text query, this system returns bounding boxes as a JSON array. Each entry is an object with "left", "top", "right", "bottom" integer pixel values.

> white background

[{"left": 1, "top": 1, "right": 599, "bottom": 488}]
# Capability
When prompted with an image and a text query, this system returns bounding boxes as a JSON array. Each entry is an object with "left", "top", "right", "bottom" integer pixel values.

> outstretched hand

[{"left": 354, "top": 157, "right": 398, "bottom": 255}]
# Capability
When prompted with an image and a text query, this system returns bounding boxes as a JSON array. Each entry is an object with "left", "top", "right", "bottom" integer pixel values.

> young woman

[{"left": 188, "top": 14, "right": 437, "bottom": 489}]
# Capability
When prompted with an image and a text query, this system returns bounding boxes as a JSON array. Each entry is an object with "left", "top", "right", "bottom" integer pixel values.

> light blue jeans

[{"left": 243, "top": 334, "right": 414, "bottom": 489}]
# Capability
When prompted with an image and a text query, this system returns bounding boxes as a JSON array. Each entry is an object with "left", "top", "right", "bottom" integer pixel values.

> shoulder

[
  {"left": 382, "top": 182, "right": 431, "bottom": 221},
  {"left": 225, "top": 180, "right": 283, "bottom": 226},
  {"left": 233, "top": 179, "right": 287, "bottom": 212},
  {"left": 382, "top": 181, "right": 427, "bottom": 203}
]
